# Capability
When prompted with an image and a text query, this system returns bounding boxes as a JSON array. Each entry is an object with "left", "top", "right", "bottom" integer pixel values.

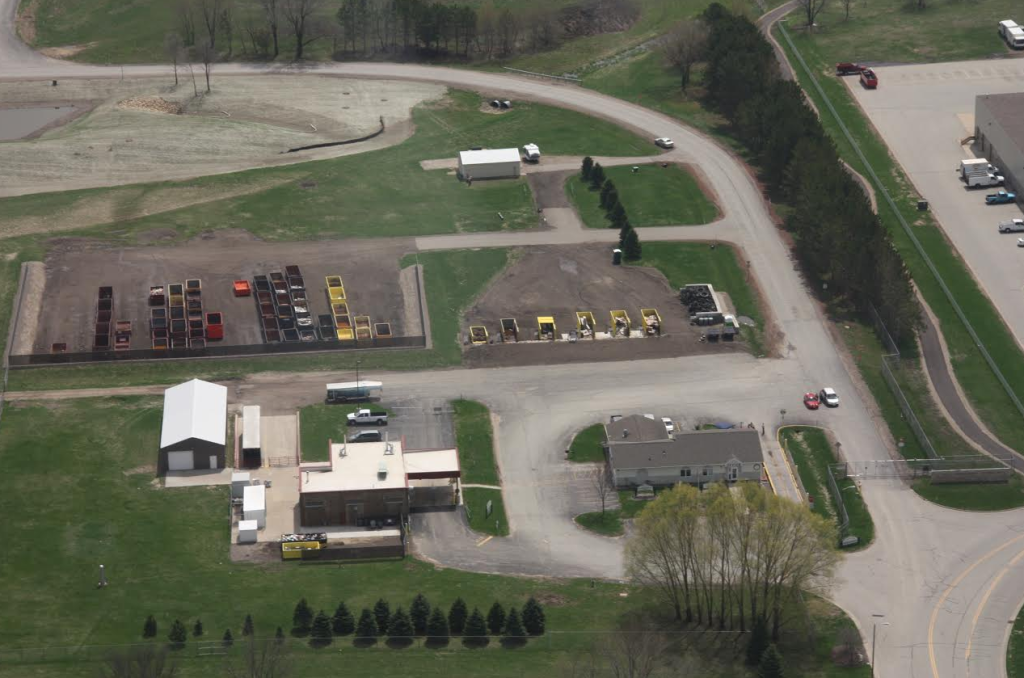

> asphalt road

[{"left": 4, "top": 5, "right": 1024, "bottom": 676}]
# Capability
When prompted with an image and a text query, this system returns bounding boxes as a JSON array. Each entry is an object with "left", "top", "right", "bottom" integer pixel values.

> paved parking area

[
  {"left": 385, "top": 395, "right": 455, "bottom": 450},
  {"left": 845, "top": 59, "right": 1024, "bottom": 347}
]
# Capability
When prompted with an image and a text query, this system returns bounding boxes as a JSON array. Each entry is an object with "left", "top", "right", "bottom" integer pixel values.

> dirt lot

[
  {"left": 462, "top": 245, "right": 745, "bottom": 367},
  {"left": 25, "top": 231, "right": 422, "bottom": 353}
]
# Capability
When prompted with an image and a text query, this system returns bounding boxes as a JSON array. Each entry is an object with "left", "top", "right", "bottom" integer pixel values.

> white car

[
  {"left": 654, "top": 137, "right": 675, "bottom": 149},
  {"left": 1018, "top": 237, "right": 1024, "bottom": 248},
  {"left": 998, "top": 219, "right": 1024, "bottom": 233},
  {"left": 661, "top": 417, "right": 675, "bottom": 434},
  {"left": 819, "top": 387, "right": 840, "bottom": 408}
]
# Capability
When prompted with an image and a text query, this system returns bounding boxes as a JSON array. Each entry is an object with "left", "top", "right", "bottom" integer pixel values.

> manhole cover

[{"left": 737, "top": 315, "right": 756, "bottom": 327}]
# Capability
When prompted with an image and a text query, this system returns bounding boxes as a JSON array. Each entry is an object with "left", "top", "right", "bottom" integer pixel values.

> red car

[
  {"left": 835, "top": 62, "right": 865, "bottom": 76},
  {"left": 860, "top": 69, "right": 878, "bottom": 89},
  {"left": 803, "top": 392, "right": 820, "bottom": 410}
]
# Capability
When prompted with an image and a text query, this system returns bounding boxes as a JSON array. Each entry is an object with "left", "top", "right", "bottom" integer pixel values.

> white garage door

[{"left": 167, "top": 451, "right": 194, "bottom": 471}]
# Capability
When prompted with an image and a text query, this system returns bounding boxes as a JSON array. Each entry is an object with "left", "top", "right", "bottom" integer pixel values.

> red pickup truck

[
  {"left": 835, "top": 62, "right": 865, "bottom": 75},
  {"left": 859, "top": 69, "right": 878, "bottom": 89}
]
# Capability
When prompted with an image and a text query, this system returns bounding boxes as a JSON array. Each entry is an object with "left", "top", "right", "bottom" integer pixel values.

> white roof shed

[
  {"left": 459, "top": 148, "right": 522, "bottom": 166},
  {"left": 242, "top": 405, "right": 261, "bottom": 451},
  {"left": 458, "top": 148, "right": 522, "bottom": 180},
  {"left": 160, "top": 379, "right": 228, "bottom": 449}
]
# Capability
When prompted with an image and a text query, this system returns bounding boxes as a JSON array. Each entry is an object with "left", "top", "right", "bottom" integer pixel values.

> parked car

[
  {"left": 835, "top": 62, "right": 865, "bottom": 76},
  {"left": 819, "top": 388, "right": 840, "bottom": 408},
  {"left": 654, "top": 137, "right": 675, "bottom": 149},
  {"left": 986, "top": 190, "right": 1016, "bottom": 204},
  {"left": 348, "top": 430, "right": 383, "bottom": 443},
  {"left": 859, "top": 69, "right": 878, "bottom": 89},
  {"left": 1018, "top": 237, "right": 1024, "bottom": 248},
  {"left": 998, "top": 218, "right": 1024, "bottom": 233},
  {"left": 661, "top": 417, "right": 675, "bottom": 434},
  {"left": 803, "top": 392, "right": 820, "bottom": 410}
]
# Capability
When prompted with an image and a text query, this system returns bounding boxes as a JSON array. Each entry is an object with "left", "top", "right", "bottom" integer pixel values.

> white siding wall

[{"left": 613, "top": 462, "right": 762, "bottom": 488}]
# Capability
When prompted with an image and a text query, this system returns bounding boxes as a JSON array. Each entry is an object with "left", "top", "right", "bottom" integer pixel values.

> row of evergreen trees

[
  {"left": 701, "top": 4, "right": 919, "bottom": 346},
  {"left": 581, "top": 157, "right": 642, "bottom": 261},
  {"left": 147, "top": 613, "right": 284, "bottom": 649}
]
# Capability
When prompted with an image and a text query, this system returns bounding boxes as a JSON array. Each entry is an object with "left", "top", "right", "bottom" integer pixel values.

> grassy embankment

[{"left": 453, "top": 399, "right": 508, "bottom": 537}]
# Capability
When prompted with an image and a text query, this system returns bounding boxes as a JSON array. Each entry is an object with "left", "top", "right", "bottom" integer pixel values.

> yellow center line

[
  {"left": 964, "top": 547, "right": 1024, "bottom": 673},
  {"left": 929, "top": 533, "right": 1024, "bottom": 678}
]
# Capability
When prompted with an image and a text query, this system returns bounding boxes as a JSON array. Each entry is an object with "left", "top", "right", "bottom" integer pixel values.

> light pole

[
  {"left": 355, "top": 358, "right": 362, "bottom": 389},
  {"left": 871, "top": 614, "right": 888, "bottom": 678}
]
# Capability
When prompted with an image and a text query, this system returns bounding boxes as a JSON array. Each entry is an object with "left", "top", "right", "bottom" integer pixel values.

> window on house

[
  {"left": 304, "top": 499, "right": 325, "bottom": 509},
  {"left": 702, "top": 467, "right": 712, "bottom": 477},
  {"left": 680, "top": 468, "right": 692, "bottom": 478}
]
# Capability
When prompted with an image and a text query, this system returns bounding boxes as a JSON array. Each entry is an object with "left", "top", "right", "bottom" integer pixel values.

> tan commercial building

[{"left": 975, "top": 93, "right": 1024, "bottom": 196}]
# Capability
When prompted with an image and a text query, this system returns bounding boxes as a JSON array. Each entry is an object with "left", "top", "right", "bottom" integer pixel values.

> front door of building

[{"left": 346, "top": 503, "right": 364, "bottom": 526}]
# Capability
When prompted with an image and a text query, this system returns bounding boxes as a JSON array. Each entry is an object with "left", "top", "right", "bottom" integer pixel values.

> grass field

[
  {"left": 778, "top": 26, "right": 1024, "bottom": 454},
  {"left": 1009, "top": 601, "right": 1024, "bottom": 678},
  {"left": 635, "top": 242, "right": 766, "bottom": 355},
  {"left": 913, "top": 474, "right": 1024, "bottom": 511},
  {"left": 781, "top": 427, "right": 874, "bottom": 548},
  {"left": 452, "top": 399, "right": 500, "bottom": 486},
  {"left": 575, "top": 510, "right": 624, "bottom": 536},
  {"left": 567, "top": 424, "right": 607, "bottom": 463},
  {"left": 462, "top": 487, "right": 509, "bottom": 537},
  {"left": 299, "top": 403, "right": 383, "bottom": 462},
  {"left": 566, "top": 164, "right": 719, "bottom": 228}
]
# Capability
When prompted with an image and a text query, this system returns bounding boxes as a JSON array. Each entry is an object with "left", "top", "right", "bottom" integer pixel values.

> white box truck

[
  {"left": 999, "top": 20, "right": 1024, "bottom": 48},
  {"left": 959, "top": 158, "right": 999, "bottom": 178},
  {"left": 966, "top": 173, "right": 1005, "bottom": 188}
]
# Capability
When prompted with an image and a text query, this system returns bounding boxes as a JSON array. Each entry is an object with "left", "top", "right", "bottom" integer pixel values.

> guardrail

[{"left": 502, "top": 66, "right": 581, "bottom": 83}]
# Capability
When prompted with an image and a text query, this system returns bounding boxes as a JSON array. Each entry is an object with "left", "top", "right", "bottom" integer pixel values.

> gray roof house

[
  {"left": 605, "top": 414, "right": 669, "bottom": 443},
  {"left": 606, "top": 427, "right": 765, "bottom": 489}
]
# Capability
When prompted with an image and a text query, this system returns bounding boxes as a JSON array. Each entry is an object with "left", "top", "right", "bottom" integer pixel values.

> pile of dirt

[{"left": 117, "top": 96, "right": 182, "bottom": 115}]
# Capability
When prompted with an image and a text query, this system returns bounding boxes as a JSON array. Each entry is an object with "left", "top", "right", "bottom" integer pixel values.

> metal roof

[
  {"left": 978, "top": 93, "right": 1024, "bottom": 153},
  {"left": 242, "top": 405, "right": 260, "bottom": 450},
  {"left": 458, "top": 148, "right": 521, "bottom": 166},
  {"left": 160, "top": 379, "right": 228, "bottom": 448},
  {"left": 404, "top": 448, "right": 461, "bottom": 479},
  {"left": 605, "top": 414, "right": 669, "bottom": 443},
  {"left": 609, "top": 429, "right": 763, "bottom": 470},
  {"left": 302, "top": 440, "right": 408, "bottom": 493}
]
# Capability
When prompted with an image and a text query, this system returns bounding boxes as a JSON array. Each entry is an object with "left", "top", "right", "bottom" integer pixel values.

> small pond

[{"left": 0, "top": 106, "right": 77, "bottom": 141}]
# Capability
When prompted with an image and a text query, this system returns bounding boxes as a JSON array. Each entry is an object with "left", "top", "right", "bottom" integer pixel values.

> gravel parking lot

[{"left": 845, "top": 59, "right": 1024, "bottom": 346}]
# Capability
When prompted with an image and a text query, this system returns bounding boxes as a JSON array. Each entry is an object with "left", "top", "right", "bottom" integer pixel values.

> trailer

[
  {"left": 538, "top": 316, "right": 556, "bottom": 341},
  {"left": 470, "top": 326, "right": 489, "bottom": 344},
  {"left": 326, "top": 381, "right": 383, "bottom": 403},
  {"left": 610, "top": 310, "right": 631, "bottom": 338},
  {"left": 576, "top": 311, "right": 596, "bottom": 339},
  {"left": 500, "top": 318, "right": 519, "bottom": 342},
  {"left": 640, "top": 308, "right": 662, "bottom": 336}
]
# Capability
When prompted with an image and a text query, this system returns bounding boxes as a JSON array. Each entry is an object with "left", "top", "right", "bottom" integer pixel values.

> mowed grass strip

[
  {"left": 913, "top": 474, "right": 1024, "bottom": 512},
  {"left": 463, "top": 487, "right": 509, "bottom": 537},
  {"left": 568, "top": 424, "right": 607, "bottom": 463},
  {"left": 781, "top": 427, "right": 874, "bottom": 548},
  {"left": 453, "top": 399, "right": 499, "bottom": 486},
  {"left": 575, "top": 510, "right": 624, "bottom": 537},
  {"left": 567, "top": 164, "right": 719, "bottom": 228}
]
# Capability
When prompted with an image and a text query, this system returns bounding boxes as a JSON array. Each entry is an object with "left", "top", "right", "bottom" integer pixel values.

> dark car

[
  {"left": 835, "top": 62, "right": 865, "bottom": 76},
  {"left": 348, "top": 430, "right": 383, "bottom": 443},
  {"left": 860, "top": 69, "right": 878, "bottom": 89}
]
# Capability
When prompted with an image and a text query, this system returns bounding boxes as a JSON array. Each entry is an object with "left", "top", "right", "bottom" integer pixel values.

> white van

[{"left": 1008, "top": 26, "right": 1024, "bottom": 49}]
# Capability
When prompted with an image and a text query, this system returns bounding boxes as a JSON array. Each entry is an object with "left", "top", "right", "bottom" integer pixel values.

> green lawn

[
  {"left": 575, "top": 510, "right": 624, "bottom": 537},
  {"left": 634, "top": 242, "right": 766, "bottom": 355},
  {"left": 462, "top": 487, "right": 509, "bottom": 537},
  {"left": 452, "top": 399, "right": 500, "bottom": 486},
  {"left": 778, "top": 25, "right": 1024, "bottom": 453},
  {"left": 1009, "top": 600, "right": 1024, "bottom": 678},
  {"left": 567, "top": 424, "right": 607, "bottom": 463},
  {"left": 299, "top": 403, "right": 392, "bottom": 462},
  {"left": 913, "top": 474, "right": 1024, "bottom": 512},
  {"left": 566, "top": 164, "right": 719, "bottom": 228},
  {"left": 781, "top": 427, "right": 874, "bottom": 548},
  {"left": 6, "top": 248, "right": 508, "bottom": 391}
]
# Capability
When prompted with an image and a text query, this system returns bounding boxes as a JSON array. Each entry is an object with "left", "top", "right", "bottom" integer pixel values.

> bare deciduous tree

[
  {"left": 176, "top": 0, "right": 197, "bottom": 46},
  {"left": 798, "top": 0, "right": 828, "bottom": 27},
  {"left": 660, "top": 19, "right": 708, "bottom": 92},
  {"left": 842, "top": 0, "right": 853, "bottom": 20},
  {"left": 219, "top": 1, "right": 234, "bottom": 58},
  {"left": 260, "top": 0, "right": 282, "bottom": 57},
  {"left": 198, "top": 0, "right": 223, "bottom": 48},
  {"left": 98, "top": 645, "right": 178, "bottom": 678},
  {"left": 164, "top": 32, "right": 184, "bottom": 86},
  {"left": 198, "top": 42, "right": 216, "bottom": 93},
  {"left": 187, "top": 62, "right": 199, "bottom": 97},
  {"left": 283, "top": 0, "right": 324, "bottom": 60},
  {"left": 600, "top": 613, "right": 672, "bottom": 678},
  {"left": 591, "top": 463, "right": 615, "bottom": 515},
  {"left": 496, "top": 7, "right": 520, "bottom": 57},
  {"left": 225, "top": 637, "right": 291, "bottom": 678}
]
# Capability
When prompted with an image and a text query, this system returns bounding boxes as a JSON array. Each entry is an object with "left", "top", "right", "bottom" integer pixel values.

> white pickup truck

[{"left": 346, "top": 409, "right": 388, "bottom": 425}]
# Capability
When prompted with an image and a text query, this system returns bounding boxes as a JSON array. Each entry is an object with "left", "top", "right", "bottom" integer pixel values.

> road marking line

[
  {"left": 964, "top": 547, "right": 1024, "bottom": 672},
  {"left": 476, "top": 536, "right": 493, "bottom": 547},
  {"left": 929, "top": 533, "right": 1024, "bottom": 678}
]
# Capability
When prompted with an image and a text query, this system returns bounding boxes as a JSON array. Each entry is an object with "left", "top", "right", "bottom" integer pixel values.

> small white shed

[
  {"left": 458, "top": 148, "right": 522, "bottom": 181},
  {"left": 242, "top": 406, "right": 261, "bottom": 452},
  {"left": 237, "top": 520, "right": 258, "bottom": 544},
  {"left": 231, "top": 472, "right": 251, "bottom": 499},
  {"left": 243, "top": 484, "right": 266, "bottom": 529}
]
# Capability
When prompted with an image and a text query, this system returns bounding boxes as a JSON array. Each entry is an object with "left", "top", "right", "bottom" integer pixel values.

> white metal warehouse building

[
  {"left": 457, "top": 148, "right": 522, "bottom": 181},
  {"left": 159, "top": 379, "right": 228, "bottom": 474},
  {"left": 975, "top": 93, "right": 1024, "bottom": 196}
]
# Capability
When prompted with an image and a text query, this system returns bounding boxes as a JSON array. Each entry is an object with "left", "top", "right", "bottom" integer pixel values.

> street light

[
  {"left": 871, "top": 614, "right": 889, "bottom": 678},
  {"left": 355, "top": 358, "right": 362, "bottom": 389}
]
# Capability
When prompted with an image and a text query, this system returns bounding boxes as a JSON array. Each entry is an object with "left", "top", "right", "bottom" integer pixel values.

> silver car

[
  {"left": 654, "top": 137, "right": 675, "bottom": 149},
  {"left": 998, "top": 219, "right": 1024, "bottom": 233}
]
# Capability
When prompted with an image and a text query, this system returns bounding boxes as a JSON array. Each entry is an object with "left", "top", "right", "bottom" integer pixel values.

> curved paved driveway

[{"left": 5, "top": 6, "right": 1024, "bottom": 676}]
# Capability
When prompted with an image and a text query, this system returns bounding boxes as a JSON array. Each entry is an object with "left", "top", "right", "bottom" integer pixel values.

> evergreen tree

[
  {"left": 448, "top": 598, "right": 468, "bottom": 635},
  {"left": 332, "top": 601, "right": 355, "bottom": 636},
  {"left": 463, "top": 607, "right": 489, "bottom": 647},
  {"left": 311, "top": 610, "right": 333, "bottom": 647},
  {"left": 503, "top": 607, "right": 526, "bottom": 643},
  {"left": 373, "top": 598, "right": 391, "bottom": 635},
  {"left": 168, "top": 619, "right": 187, "bottom": 648},
  {"left": 618, "top": 221, "right": 634, "bottom": 247},
  {"left": 356, "top": 608, "right": 379, "bottom": 639},
  {"left": 222, "top": 629, "right": 234, "bottom": 647},
  {"left": 589, "top": 163, "right": 606, "bottom": 190},
  {"left": 387, "top": 607, "right": 414, "bottom": 647},
  {"left": 293, "top": 598, "right": 314, "bottom": 635},
  {"left": 581, "top": 156, "right": 594, "bottom": 180},
  {"left": 522, "top": 598, "right": 545, "bottom": 636},
  {"left": 275, "top": 626, "right": 285, "bottom": 644},
  {"left": 746, "top": 616, "right": 769, "bottom": 666},
  {"left": 426, "top": 608, "right": 450, "bottom": 645},
  {"left": 410, "top": 594, "right": 431, "bottom": 636},
  {"left": 242, "top": 614, "right": 254, "bottom": 637},
  {"left": 143, "top": 615, "right": 157, "bottom": 639},
  {"left": 486, "top": 602, "right": 506, "bottom": 635},
  {"left": 192, "top": 619, "right": 204, "bottom": 637},
  {"left": 623, "top": 229, "right": 642, "bottom": 261},
  {"left": 609, "top": 202, "right": 628, "bottom": 229},
  {"left": 758, "top": 644, "right": 785, "bottom": 678},
  {"left": 600, "top": 180, "right": 617, "bottom": 210}
]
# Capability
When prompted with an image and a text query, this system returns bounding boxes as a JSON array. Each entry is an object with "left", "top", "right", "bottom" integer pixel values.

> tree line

[
  {"left": 700, "top": 4, "right": 920, "bottom": 346},
  {"left": 581, "top": 157, "right": 642, "bottom": 260},
  {"left": 625, "top": 482, "right": 839, "bottom": 642}
]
